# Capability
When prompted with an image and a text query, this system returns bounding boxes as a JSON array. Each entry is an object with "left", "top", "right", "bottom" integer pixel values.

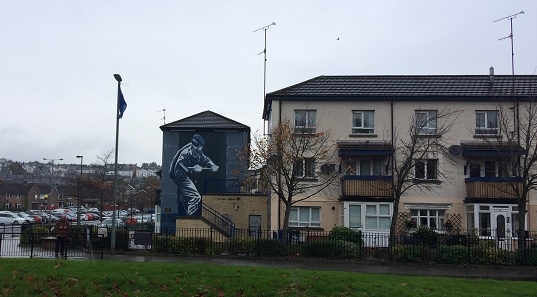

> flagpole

[{"left": 111, "top": 73, "right": 122, "bottom": 254}]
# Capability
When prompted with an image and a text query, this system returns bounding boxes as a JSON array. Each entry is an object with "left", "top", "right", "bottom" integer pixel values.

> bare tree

[
  {"left": 248, "top": 119, "right": 339, "bottom": 231},
  {"left": 96, "top": 149, "right": 114, "bottom": 215},
  {"left": 389, "top": 109, "right": 460, "bottom": 237}
]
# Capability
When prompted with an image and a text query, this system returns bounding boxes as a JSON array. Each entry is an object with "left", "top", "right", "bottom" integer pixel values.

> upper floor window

[
  {"left": 352, "top": 111, "right": 374, "bottom": 134},
  {"left": 475, "top": 111, "right": 498, "bottom": 135},
  {"left": 344, "top": 159, "right": 384, "bottom": 176},
  {"left": 415, "top": 110, "right": 437, "bottom": 135},
  {"left": 295, "top": 158, "right": 315, "bottom": 178},
  {"left": 469, "top": 160, "right": 512, "bottom": 178},
  {"left": 294, "top": 110, "right": 316, "bottom": 134},
  {"left": 415, "top": 159, "right": 438, "bottom": 180}
]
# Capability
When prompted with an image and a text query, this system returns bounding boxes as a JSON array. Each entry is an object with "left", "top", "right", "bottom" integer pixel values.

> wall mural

[{"left": 168, "top": 134, "right": 219, "bottom": 216}]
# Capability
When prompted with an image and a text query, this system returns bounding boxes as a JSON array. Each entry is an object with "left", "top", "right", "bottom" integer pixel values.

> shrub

[
  {"left": 328, "top": 226, "right": 362, "bottom": 244},
  {"left": 436, "top": 245, "right": 470, "bottom": 264},
  {"left": 301, "top": 239, "right": 360, "bottom": 259},
  {"left": 390, "top": 245, "right": 421, "bottom": 262},
  {"left": 252, "top": 239, "right": 288, "bottom": 257},
  {"left": 515, "top": 248, "right": 537, "bottom": 265},
  {"left": 228, "top": 238, "right": 256, "bottom": 255},
  {"left": 415, "top": 226, "right": 438, "bottom": 248}
]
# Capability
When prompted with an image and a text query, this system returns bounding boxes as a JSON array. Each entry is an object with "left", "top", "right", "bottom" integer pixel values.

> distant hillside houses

[{"left": 0, "top": 159, "right": 161, "bottom": 184}]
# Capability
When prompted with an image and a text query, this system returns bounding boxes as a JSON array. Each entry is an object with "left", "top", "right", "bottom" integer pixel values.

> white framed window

[
  {"left": 410, "top": 209, "right": 445, "bottom": 229},
  {"left": 294, "top": 110, "right": 316, "bottom": 133},
  {"left": 4, "top": 203, "right": 10, "bottom": 209},
  {"left": 352, "top": 111, "right": 374, "bottom": 134},
  {"left": 415, "top": 159, "right": 438, "bottom": 180},
  {"left": 365, "top": 203, "right": 391, "bottom": 231},
  {"left": 415, "top": 110, "right": 437, "bottom": 135},
  {"left": 295, "top": 158, "right": 315, "bottom": 178},
  {"left": 475, "top": 110, "right": 498, "bottom": 135},
  {"left": 289, "top": 206, "right": 321, "bottom": 227},
  {"left": 6, "top": 194, "right": 11, "bottom": 198}
]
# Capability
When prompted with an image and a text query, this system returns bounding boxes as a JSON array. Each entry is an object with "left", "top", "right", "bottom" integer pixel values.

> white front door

[{"left": 491, "top": 207, "right": 509, "bottom": 238}]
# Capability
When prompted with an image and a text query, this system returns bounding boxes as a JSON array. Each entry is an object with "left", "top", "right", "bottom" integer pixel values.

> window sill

[
  {"left": 417, "top": 134, "right": 441, "bottom": 139},
  {"left": 412, "top": 179, "right": 442, "bottom": 185},
  {"left": 349, "top": 133, "right": 377, "bottom": 138},
  {"left": 473, "top": 134, "right": 502, "bottom": 139}
]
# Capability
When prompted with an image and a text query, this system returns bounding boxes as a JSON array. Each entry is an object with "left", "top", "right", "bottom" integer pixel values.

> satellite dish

[{"left": 448, "top": 145, "right": 463, "bottom": 157}]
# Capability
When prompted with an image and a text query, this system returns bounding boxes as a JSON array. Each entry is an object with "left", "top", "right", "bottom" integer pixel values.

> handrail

[{"left": 202, "top": 203, "right": 236, "bottom": 236}]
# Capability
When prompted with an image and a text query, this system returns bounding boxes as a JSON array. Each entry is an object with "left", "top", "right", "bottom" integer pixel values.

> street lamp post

[
  {"left": 43, "top": 158, "right": 63, "bottom": 215},
  {"left": 76, "top": 155, "right": 83, "bottom": 226}
]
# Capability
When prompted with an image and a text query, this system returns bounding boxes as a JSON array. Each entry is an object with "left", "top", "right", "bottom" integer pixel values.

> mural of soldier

[{"left": 168, "top": 134, "right": 219, "bottom": 216}]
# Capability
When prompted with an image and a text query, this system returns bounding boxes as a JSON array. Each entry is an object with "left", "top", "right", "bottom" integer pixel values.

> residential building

[{"left": 263, "top": 71, "right": 537, "bottom": 242}]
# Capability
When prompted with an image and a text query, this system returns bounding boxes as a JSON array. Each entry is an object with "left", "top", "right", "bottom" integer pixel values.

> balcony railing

[
  {"left": 341, "top": 175, "right": 392, "bottom": 198},
  {"left": 203, "top": 179, "right": 260, "bottom": 195},
  {"left": 465, "top": 177, "right": 522, "bottom": 199}
]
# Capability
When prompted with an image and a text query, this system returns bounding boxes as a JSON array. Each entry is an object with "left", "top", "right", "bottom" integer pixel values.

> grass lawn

[{"left": 1, "top": 258, "right": 536, "bottom": 296}]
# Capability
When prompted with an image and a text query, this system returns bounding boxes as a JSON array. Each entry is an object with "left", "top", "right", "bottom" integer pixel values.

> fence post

[
  {"left": 30, "top": 232, "right": 34, "bottom": 259},
  {"left": 165, "top": 228, "right": 168, "bottom": 255},
  {"left": 210, "top": 227, "right": 213, "bottom": 255}
]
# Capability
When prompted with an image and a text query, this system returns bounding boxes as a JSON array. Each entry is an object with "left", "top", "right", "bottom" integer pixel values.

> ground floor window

[
  {"left": 289, "top": 206, "right": 321, "bottom": 227},
  {"left": 343, "top": 202, "right": 392, "bottom": 232},
  {"left": 410, "top": 209, "right": 445, "bottom": 229},
  {"left": 466, "top": 204, "right": 519, "bottom": 237}
]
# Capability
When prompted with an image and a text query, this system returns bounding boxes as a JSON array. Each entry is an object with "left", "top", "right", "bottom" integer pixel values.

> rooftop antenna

[
  {"left": 494, "top": 11, "right": 524, "bottom": 145},
  {"left": 253, "top": 22, "right": 276, "bottom": 135},
  {"left": 158, "top": 109, "right": 166, "bottom": 124}
]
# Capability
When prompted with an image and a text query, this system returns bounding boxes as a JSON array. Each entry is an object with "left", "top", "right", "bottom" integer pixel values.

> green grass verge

[{"left": 0, "top": 258, "right": 536, "bottom": 296}]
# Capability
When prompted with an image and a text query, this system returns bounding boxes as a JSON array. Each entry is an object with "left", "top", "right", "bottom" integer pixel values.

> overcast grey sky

[{"left": 1, "top": 1, "right": 536, "bottom": 166}]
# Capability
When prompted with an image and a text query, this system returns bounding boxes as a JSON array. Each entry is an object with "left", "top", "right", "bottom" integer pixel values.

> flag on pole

[{"left": 118, "top": 84, "right": 127, "bottom": 119}]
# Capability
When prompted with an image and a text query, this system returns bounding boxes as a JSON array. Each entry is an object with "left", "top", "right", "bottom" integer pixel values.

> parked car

[
  {"left": 99, "top": 218, "right": 125, "bottom": 228},
  {"left": 88, "top": 207, "right": 99, "bottom": 212},
  {"left": 65, "top": 213, "right": 77, "bottom": 222},
  {"left": 123, "top": 217, "right": 138, "bottom": 225},
  {"left": 14, "top": 212, "right": 32, "bottom": 224},
  {"left": 0, "top": 211, "right": 28, "bottom": 225}
]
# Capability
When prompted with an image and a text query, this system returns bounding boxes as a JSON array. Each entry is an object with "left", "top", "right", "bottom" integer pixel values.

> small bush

[
  {"left": 515, "top": 248, "right": 537, "bottom": 265},
  {"left": 390, "top": 245, "right": 421, "bottom": 262},
  {"left": 415, "top": 226, "right": 438, "bottom": 248},
  {"left": 301, "top": 239, "right": 360, "bottom": 259},
  {"left": 328, "top": 226, "right": 362, "bottom": 244},
  {"left": 436, "top": 245, "right": 470, "bottom": 264},
  {"left": 252, "top": 239, "right": 288, "bottom": 257}
]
